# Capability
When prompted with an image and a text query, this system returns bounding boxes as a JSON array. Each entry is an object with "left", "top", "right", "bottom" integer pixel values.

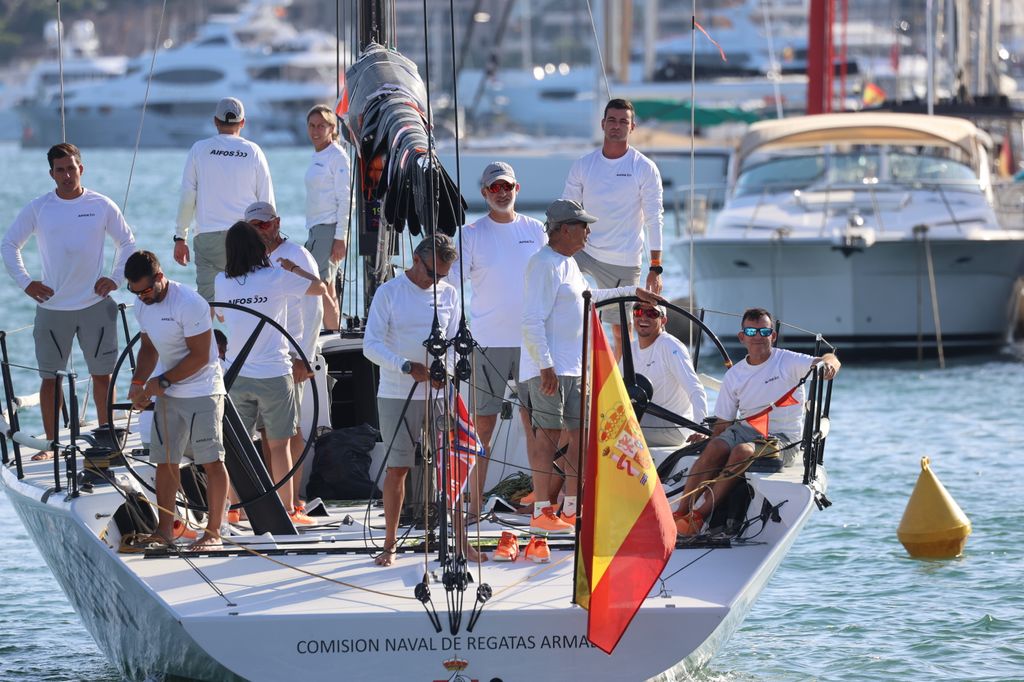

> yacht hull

[{"left": 677, "top": 237, "right": 1024, "bottom": 356}]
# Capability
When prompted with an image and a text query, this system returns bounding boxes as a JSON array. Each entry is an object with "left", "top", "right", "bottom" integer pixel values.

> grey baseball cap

[
  {"left": 480, "top": 161, "right": 516, "bottom": 187},
  {"left": 545, "top": 199, "right": 597, "bottom": 231},
  {"left": 215, "top": 97, "right": 245, "bottom": 123},
  {"left": 244, "top": 201, "right": 277, "bottom": 223}
]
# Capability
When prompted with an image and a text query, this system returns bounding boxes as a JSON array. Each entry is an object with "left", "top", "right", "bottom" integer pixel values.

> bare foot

[
  {"left": 465, "top": 545, "right": 489, "bottom": 563},
  {"left": 374, "top": 546, "right": 397, "bottom": 567},
  {"left": 188, "top": 532, "right": 223, "bottom": 551},
  {"left": 31, "top": 450, "right": 54, "bottom": 461}
]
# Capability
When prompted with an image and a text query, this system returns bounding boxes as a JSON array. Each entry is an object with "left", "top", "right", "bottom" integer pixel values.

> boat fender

[{"left": 897, "top": 457, "right": 971, "bottom": 559}]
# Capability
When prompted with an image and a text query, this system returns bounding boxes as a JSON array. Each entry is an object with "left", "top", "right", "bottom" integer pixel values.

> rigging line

[
  {"left": 584, "top": 0, "right": 612, "bottom": 101},
  {"left": 336, "top": 0, "right": 341, "bottom": 101},
  {"left": 123, "top": 0, "right": 168, "bottom": 216},
  {"left": 489, "top": 552, "right": 575, "bottom": 600},
  {"left": 659, "top": 547, "right": 715, "bottom": 583},
  {"left": 688, "top": 6, "right": 697, "bottom": 344},
  {"left": 447, "top": 0, "right": 467, "bottom": 318},
  {"left": 56, "top": 0, "right": 65, "bottom": 143}
]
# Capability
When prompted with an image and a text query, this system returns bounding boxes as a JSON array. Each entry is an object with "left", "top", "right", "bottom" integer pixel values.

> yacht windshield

[{"left": 735, "top": 148, "right": 981, "bottom": 197}]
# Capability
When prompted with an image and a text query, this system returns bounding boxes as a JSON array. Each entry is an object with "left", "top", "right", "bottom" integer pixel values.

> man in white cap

[
  {"left": 520, "top": 199, "right": 662, "bottom": 545},
  {"left": 174, "top": 97, "right": 275, "bottom": 302},
  {"left": 561, "top": 98, "right": 664, "bottom": 357},
  {"left": 244, "top": 200, "right": 331, "bottom": 508},
  {"left": 445, "top": 161, "right": 545, "bottom": 530}
]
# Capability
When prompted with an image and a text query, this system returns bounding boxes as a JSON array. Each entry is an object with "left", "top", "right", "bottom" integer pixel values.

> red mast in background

[{"left": 807, "top": 0, "right": 835, "bottom": 114}]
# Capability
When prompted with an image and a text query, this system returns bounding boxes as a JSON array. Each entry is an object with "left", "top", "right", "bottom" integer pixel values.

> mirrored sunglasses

[
  {"left": 486, "top": 181, "right": 515, "bottom": 194},
  {"left": 742, "top": 327, "right": 774, "bottom": 337}
]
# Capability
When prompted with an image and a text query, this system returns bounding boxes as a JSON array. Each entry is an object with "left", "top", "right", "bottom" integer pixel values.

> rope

[
  {"left": 56, "top": 0, "right": 65, "bottom": 143},
  {"left": 584, "top": 0, "right": 612, "bottom": 101},
  {"left": 122, "top": 0, "right": 168, "bottom": 216}
]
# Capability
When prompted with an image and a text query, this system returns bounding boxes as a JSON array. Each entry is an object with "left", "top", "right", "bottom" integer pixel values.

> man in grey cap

[
  {"left": 520, "top": 199, "right": 662, "bottom": 535},
  {"left": 445, "top": 161, "right": 546, "bottom": 524},
  {"left": 174, "top": 97, "right": 275, "bottom": 302}
]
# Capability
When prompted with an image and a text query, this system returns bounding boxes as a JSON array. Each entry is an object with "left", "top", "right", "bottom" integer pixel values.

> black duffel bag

[{"left": 306, "top": 424, "right": 383, "bottom": 501}]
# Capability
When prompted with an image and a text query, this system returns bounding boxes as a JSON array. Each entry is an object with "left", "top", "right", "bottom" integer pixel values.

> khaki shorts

[
  {"left": 526, "top": 375, "right": 581, "bottom": 430},
  {"left": 33, "top": 298, "right": 118, "bottom": 379},
  {"left": 305, "top": 223, "right": 341, "bottom": 283},
  {"left": 194, "top": 230, "right": 228, "bottom": 303},
  {"left": 377, "top": 397, "right": 441, "bottom": 469},
  {"left": 230, "top": 374, "right": 298, "bottom": 441},
  {"left": 149, "top": 394, "right": 225, "bottom": 466},
  {"left": 472, "top": 347, "right": 526, "bottom": 417}
]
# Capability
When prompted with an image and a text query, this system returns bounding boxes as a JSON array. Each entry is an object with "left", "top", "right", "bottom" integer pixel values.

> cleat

[
  {"left": 530, "top": 505, "right": 574, "bottom": 534},
  {"left": 523, "top": 536, "right": 550, "bottom": 563},
  {"left": 675, "top": 509, "right": 704, "bottom": 537},
  {"left": 289, "top": 510, "right": 316, "bottom": 526},
  {"left": 492, "top": 531, "right": 520, "bottom": 562}
]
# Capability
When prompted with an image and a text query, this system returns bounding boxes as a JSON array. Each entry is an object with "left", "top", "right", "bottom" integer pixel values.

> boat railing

[
  {"left": 0, "top": 302, "right": 137, "bottom": 496},
  {"left": 990, "top": 179, "right": 1024, "bottom": 231}
]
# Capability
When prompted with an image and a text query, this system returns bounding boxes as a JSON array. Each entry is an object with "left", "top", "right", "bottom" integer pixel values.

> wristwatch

[
  {"left": 157, "top": 374, "right": 172, "bottom": 389},
  {"left": 649, "top": 265, "right": 664, "bottom": 274},
  {"left": 400, "top": 360, "right": 413, "bottom": 375}
]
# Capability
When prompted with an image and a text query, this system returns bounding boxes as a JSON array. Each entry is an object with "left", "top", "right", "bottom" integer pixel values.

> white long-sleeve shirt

[
  {"left": 445, "top": 213, "right": 546, "bottom": 347},
  {"left": 304, "top": 141, "right": 352, "bottom": 238},
  {"left": 175, "top": 134, "right": 275, "bottom": 239},
  {"left": 270, "top": 239, "right": 323, "bottom": 361},
  {"left": 2, "top": 189, "right": 136, "bottom": 311},
  {"left": 363, "top": 273, "right": 460, "bottom": 400},
  {"left": 520, "top": 245, "right": 634, "bottom": 382},
  {"left": 561, "top": 147, "right": 664, "bottom": 267},
  {"left": 631, "top": 333, "right": 707, "bottom": 437}
]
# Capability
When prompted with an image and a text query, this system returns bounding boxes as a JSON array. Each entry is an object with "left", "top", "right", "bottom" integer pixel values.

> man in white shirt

[
  {"left": 173, "top": 97, "right": 275, "bottom": 302},
  {"left": 521, "top": 199, "right": 662, "bottom": 539},
  {"left": 630, "top": 302, "right": 708, "bottom": 448},
  {"left": 364, "top": 234, "right": 460, "bottom": 567},
  {"left": 562, "top": 98, "right": 664, "bottom": 357},
  {"left": 124, "top": 251, "right": 227, "bottom": 551},
  {"left": 446, "top": 161, "right": 546, "bottom": 522},
  {"left": 245, "top": 200, "right": 329, "bottom": 508},
  {"left": 675, "top": 308, "right": 840, "bottom": 536},
  {"left": 1, "top": 143, "right": 136, "bottom": 458}
]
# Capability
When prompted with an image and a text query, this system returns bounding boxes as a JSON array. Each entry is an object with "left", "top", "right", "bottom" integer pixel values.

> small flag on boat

[
  {"left": 436, "top": 391, "right": 483, "bottom": 509},
  {"left": 862, "top": 82, "right": 886, "bottom": 106},
  {"left": 743, "top": 383, "right": 803, "bottom": 436},
  {"left": 693, "top": 19, "right": 728, "bottom": 62},
  {"left": 576, "top": 308, "right": 675, "bottom": 654}
]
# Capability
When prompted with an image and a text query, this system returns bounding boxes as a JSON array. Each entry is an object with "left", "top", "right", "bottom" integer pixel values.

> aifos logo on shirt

[
  {"left": 77, "top": 213, "right": 96, "bottom": 217},
  {"left": 228, "top": 296, "right": 268, "bottom": 305},
  {"left": 209, "top": 149, "right": 248, "bottom": 158}
]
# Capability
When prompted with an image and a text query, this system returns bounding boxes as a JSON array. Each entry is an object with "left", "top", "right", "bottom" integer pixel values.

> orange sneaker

[
  {"left": 493, "top": 531, "right": 520, "bottom": 562},
  {"left": 289, "top": 510, "right": 316, "bottom": 526},
  {"left": 519, "top": 491, "right": 536, "bottom": 505},
  {"left": 226, "top": 509, "right": 241, "bottom": 524},
  {"left": 173, "top": 519, "right": 198, "bottom": 540},
  {"left": 675, "top": 509, "right": 704, "bottom": 537},
  {"left": 559, "top": 512, "right": 577, "bottom": 527},
  {"left": 523, "top": 536, "right": 550, "bottom": 563},
  {"left": 530, "top": 505, "right": 574, "bottom": 534}
]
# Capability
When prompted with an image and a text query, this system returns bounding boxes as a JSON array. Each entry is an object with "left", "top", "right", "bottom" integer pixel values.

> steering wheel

[
  {"left": 106, "top": 302, "right": 321, "bottom": 514},
  {"left": 593, "top": 296, "right": 732, "bottom": 490}
]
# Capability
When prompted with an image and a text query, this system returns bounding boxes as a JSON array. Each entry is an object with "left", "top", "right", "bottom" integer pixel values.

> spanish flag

[{"left": 575, "top": 308, "right": 676, "bottom": 654}]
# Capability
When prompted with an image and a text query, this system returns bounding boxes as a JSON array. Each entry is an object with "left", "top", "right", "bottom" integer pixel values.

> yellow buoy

[{"left": 897, "top": 457, "right": 972, "bottom": 558}]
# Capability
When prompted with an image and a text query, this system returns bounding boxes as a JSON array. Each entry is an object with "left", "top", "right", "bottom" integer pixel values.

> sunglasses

[
  {"left": 632, "top": 307, "right": 661, "bottom": 319},
  {"left": 126, "top": 280, "right": 156, "bottom": 297},
  {"left": 742, "top": 327, "right": 774, "bottom": 337},
  {"left": 486, "top": 181, "right": 515, "bottom": 194}
]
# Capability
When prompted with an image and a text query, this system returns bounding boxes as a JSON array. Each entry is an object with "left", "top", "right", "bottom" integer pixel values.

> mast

[{"left": 806, "top": 0, "right": 834, "bottom": 115}]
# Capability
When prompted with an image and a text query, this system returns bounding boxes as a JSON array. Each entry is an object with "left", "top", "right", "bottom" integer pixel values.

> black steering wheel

[{"left": 106, "top": 302, "right": 321, "bottom": 513}]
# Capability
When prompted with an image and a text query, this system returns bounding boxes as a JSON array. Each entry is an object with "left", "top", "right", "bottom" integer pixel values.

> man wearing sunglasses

[
  {"left": 521, "top": 199, "right": 663, "bottom": 534},
  {"left": 562, "top": 98, "right": 664, "bottom": 358},
  {"left": 2, "top": 142, "right": 136, "bottom": 460},
  {"left": 445, "top": 161, "right": 546, "bottom": 523},
  {"left": 630, "top": 303, "right": 707, "bottom": 447},
  {"left": 675, "top": 308, "right": 840, "bottom": 536},
  {"left": 124, "top": 250, "right": 227, "bottom": 550}
]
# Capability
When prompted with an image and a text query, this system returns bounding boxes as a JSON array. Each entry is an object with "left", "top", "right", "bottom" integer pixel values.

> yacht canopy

[{"left": 736, "top": 113, "right": 991, "bottom": 167}]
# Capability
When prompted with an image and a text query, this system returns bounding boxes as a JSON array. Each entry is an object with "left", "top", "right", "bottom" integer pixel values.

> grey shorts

[
  {"left": 230, "top": 374, "right": 298, "bottom": 441},
  {"left": 149, "top": 394, "right": 225, "bottom": 466},
  {"left": 305, "top": 223, "right": 342, "bottom": 283},
  {"left": 255, "top": 379, "right": 303, "bottom": 433},
  {"left": 377, "top": 397, "right": 441, "bottom": 469},
  {"left": 715, "top": 422, "right": 793, "bottom": 451},
  {"left": 33, "top": 297, "right": 118, "bottom": 379},
  {"left": 194, "top": 230, "right": 228, "bottom": 303},
  {"left": 527, "top": 375, "right": 581, "bottom": 430},
  {"left": 472, "top": 347, "right": 525, "bottom": 416},
  {"left": 574, "top": 250, "right": 642, "bottom": 289}
]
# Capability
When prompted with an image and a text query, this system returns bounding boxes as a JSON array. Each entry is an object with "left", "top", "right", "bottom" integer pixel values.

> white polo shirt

[{"left": 134, "top": 281, "right": 224, "bottom": 398}]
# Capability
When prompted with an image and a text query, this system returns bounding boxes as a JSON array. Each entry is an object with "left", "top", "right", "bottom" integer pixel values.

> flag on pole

[
  {"left": 575, "top": 308, "right": 675, "bottom": 654},
  {"left": 436, "top": 391, "right": 483, "bottom": 509}
]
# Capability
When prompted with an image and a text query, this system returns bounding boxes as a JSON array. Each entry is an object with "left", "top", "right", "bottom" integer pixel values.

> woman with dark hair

[
  {"left": 304, "top": 103, "right": 350, "bottom": 328},
  {"left": 214, "top": 221, "right": 327, "bottom": 525}
]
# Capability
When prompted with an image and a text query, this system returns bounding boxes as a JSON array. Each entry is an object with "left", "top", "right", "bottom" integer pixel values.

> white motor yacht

[{"left": 675, "top": 112, "right": 1024, "bottom": 356}]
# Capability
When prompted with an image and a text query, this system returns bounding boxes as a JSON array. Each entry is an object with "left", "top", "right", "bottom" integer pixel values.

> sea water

[{"left": 0, "top": 143, "right": 1022, "bottom": 681}]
